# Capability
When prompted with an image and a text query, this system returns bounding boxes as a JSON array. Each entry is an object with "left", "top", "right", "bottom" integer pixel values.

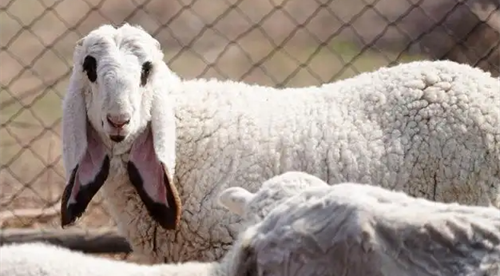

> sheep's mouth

[{"left": 110, "top": 135, "right": 125, "bottom": 143}]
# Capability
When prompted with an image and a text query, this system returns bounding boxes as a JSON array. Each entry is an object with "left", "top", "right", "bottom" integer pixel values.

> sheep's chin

[
  {"left": 109, "top": 135, "right": 126, "bottom": 143},
  {"left": 102, "top": 124, "right": 133, "bottom": 143}
]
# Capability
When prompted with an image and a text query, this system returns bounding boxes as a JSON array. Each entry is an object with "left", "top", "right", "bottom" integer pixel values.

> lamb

[
  {"left": 59, "top": 22, "right": 500, "bottom": 263},
  {"left": 220, "top": 171, "right": 500, "bottom": 276}
]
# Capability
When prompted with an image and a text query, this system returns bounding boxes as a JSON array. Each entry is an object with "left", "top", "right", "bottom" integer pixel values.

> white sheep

[
  {"left": 60, "top": 22, "right": 500, "bottom": 262},
  {"left": 220, "top": 171, "right": 500, "bottom": 276}
]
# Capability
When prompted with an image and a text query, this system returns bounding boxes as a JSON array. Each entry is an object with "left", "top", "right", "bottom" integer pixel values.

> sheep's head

[
  {"left": 60, "top": 23, "right": 182, "bottom": 231},
  {"left": 218, "top": 171, "right": 329, "bottom": 223}
]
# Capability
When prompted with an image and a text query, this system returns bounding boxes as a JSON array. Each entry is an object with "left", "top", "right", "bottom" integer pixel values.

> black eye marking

[
  {"left": 141, "top": 61, "right": 153, "bottom": 87},
  {"left": 82, "top": 56, "right": 97, "bottom": 83}
]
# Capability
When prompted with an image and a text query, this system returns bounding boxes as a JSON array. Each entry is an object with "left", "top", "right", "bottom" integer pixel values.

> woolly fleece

[
  {"left": 105, "top": 58, "right": 500, "bottom": 262},
  {"left": 64, "top": 24, "right": 500, "bottom": 263}
]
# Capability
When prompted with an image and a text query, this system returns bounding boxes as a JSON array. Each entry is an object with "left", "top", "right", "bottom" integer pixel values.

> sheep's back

[
  {"left": 238, "top": 183, "right": 500, "bottom": 276},
  {"left": 173, "top": 60, "right": 500, "bottom": 205}
]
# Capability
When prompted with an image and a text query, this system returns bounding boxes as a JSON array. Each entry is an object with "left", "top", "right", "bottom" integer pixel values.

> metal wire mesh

[{"left": 1, "top": 0, "right": 499, "bottom": 260}]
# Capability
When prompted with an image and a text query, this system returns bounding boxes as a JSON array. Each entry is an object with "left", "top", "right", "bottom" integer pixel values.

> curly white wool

[{"left": 60, "top": 23, "right": 500, "bottom": 263}]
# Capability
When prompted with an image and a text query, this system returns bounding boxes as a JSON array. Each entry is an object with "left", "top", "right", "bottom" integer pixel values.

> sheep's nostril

[{"left": 106, "top": 114, "right": 131, "bottom": 128}]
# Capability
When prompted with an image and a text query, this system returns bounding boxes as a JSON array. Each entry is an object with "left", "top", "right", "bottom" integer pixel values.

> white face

[{"left": 76, "top": 25, "right": 163, "bottom": 144}]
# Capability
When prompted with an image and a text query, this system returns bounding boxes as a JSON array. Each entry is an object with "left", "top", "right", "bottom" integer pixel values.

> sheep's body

[
  {"left": 61, "top": 24, "right": 500, "bottom": 263},
  {"left": 222, "top": 172, "right": 500, "bottom": 276},
  {"left": 103, "top": 58, "right": 500, "bottom": 262}
]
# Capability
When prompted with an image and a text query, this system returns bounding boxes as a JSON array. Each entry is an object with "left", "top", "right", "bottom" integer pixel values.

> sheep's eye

[
  {"left": 82, "top": 55, "right": 97, "bottom": 83},
  {"left": 141, "top": 61, "right": 152, "bottom": 86}
]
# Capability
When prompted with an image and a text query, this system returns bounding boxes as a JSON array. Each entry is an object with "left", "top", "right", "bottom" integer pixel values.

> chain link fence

[{"left": 1, "top": 0, "right": 499, "bottom": 261}]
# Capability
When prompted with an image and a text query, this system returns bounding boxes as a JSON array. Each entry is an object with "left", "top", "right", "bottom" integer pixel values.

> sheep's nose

[{"left": 106, "top": 114, "right": 131, "bottom": 129}]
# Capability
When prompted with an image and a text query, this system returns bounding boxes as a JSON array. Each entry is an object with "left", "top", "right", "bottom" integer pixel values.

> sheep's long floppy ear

[
  {"left": 60, "top": 55, "right": 110, "bottom": 228},
  {"left": 218, "top": 187, "right": 254, "bottom": 216},
  {"left": 127, "top": 72, "right": 181, "bottom": 230}
]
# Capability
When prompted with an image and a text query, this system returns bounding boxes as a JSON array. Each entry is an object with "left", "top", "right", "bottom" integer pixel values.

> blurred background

[{"left": 1, "top": 0, "right": 499, "bottom": 262}]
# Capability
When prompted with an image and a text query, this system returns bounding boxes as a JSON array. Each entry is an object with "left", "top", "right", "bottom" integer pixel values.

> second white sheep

[{"left": 221, "top": 171, "right": 500, "bottom": 276}]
